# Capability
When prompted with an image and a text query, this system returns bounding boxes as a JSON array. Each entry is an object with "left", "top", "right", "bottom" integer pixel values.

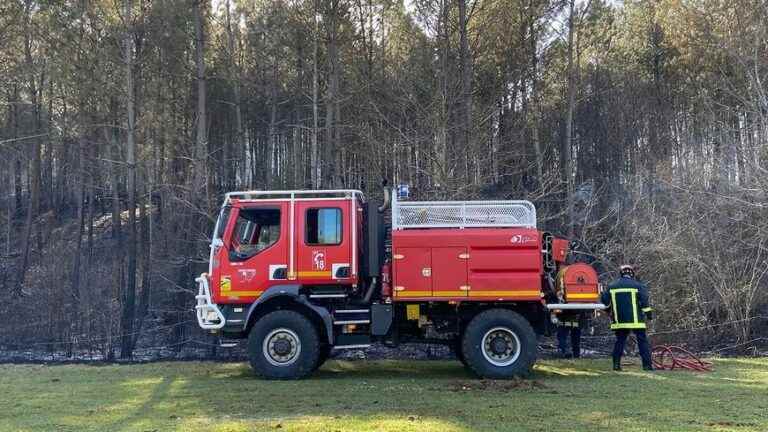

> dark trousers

[
  {"left": 557, "top": 326, "right": 581, "bottom": 358},
  {"left": 613, "top": 329, "right": 652, "bottom": 366}
]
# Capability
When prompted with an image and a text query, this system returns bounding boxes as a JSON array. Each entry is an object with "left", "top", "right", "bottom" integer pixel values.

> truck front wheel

[
  {"left": 461, "top": 309, "right": 537, "bottom": 379},
  {"left": 247, "top": 310, "right": 320, "bottom": 379},
  {"left": 313, "top": 343, "right": 332, "bottom": 371}
]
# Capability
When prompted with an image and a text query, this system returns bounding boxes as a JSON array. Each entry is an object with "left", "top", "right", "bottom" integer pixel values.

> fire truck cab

[{"left": 196, "top": 189, "right": 603, "bottom": 379}]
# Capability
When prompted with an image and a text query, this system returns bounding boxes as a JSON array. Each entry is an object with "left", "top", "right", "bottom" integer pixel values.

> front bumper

[{"left": 195, "top": 273, "right": 226, "bottom": 329}]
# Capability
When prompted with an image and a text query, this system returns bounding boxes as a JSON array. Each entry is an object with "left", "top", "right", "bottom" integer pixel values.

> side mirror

[{"left": 212, "top": 238, "right": 224, "bottom": 248}]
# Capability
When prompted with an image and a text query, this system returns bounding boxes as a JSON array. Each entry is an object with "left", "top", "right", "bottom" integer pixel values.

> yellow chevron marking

[
  {"left": 393, "top": 290, "right": 541, "bottom": 298},
  {"left": 567, "top": 293, "right": 599, "bottom": 299},
  {"left": 221, "top": 290, "right": 263, "bottom": 297},
  {"left": 468, "top": 290, "right": 541, "bottom": 297},
  {"left": 298, "top": 271, "right": 332, "bottom": 278},
  {"left": 432, "top": 291, "right": 467, "bottom": 296},
  {"left": 394, "top": 290, "right": 432, "bottom": 297}
]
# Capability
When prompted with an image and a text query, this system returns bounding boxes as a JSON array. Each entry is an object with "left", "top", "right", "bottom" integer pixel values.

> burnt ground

[{"left": 0, "top": 335, "right": 637, "bottom": 365}]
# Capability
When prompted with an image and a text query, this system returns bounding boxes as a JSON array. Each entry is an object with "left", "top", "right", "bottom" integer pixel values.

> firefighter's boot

[
  {"left": 642, "top": 363, "right": 655, "bottom": 371},
  {"left": 613, "top": 357, "right": 622, "bottom": 371}
]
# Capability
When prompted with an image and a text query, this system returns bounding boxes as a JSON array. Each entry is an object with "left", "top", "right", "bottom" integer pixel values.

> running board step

[
  {"left": 334, "top": 344, "right": 371, "bottom": 350},
  {"left": 332, "top": 308, "right": 370, "bottom": 325},
  {"left": 308, "top": 287, "right": 349, "bottom": 299},
  {"left": 309, "top": 294, "right": 347, "bottom": 299},
  {"left": 333, "top": 319, "right": 371, "bottom": 325}
]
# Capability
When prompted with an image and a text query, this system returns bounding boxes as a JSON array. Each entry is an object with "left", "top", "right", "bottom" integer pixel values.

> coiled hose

[{"left": 651, "top": 345, "right": 713, "bottom": 372}]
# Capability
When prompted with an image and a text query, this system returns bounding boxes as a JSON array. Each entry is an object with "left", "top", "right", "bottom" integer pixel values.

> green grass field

[{"left": 0, "top": 358, "right": 766, "bottom": 432}]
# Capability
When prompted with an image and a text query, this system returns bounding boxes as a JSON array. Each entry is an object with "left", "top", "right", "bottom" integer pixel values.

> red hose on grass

[{"left": 651, "top": 345, "right": 713, "bottom": 372}]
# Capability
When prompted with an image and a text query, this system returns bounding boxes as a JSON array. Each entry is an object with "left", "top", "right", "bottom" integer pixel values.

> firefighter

[
  {"left": 601, "top": 264, "right": 654, "bottom": 371},
  {"left": 555, "top": 311, "right": 584, "bottom": 358}
]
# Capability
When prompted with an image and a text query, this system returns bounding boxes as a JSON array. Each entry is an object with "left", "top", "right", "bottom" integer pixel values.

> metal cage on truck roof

[{"left": 392, "top": 191, "right": 537, "bottom": 230}]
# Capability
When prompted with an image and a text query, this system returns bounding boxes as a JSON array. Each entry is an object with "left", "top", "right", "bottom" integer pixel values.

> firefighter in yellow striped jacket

[{"left": 601, "top": 265, "right": 654, "bottom": 371}]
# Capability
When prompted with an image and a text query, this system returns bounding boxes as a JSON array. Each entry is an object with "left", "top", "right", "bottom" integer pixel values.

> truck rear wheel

[
  {"left": 461, "top": 309, "right": 537, "bottom": 379},
  {"left": 453, "top": 339, "right": 468, "bottom": 366},
  {"left": 247, "top": 310, "right": 320, "bottom": 380}
]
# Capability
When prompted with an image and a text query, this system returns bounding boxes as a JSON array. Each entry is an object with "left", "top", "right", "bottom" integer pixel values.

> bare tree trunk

[
  {"left": 3, "top": 90, "right": 11, "bottom": 258},
  {"left": 268, "top": 60, "right": 278, "bottom": 189},
  {"left": 311, "top": 0, "right": 321, "bottom": 188},
  {"left": 86, "top": 146, "right": 95, "bottom": 268},
  {"left": 43, "top": 79, "right": 53, "bottom": 213},
  {"left": 436, "top": 0, "right": 450, "bottom": 186},
  {"left": 132, "top": 182, "right": 151, "bottom": 353},
  {"left": 529, "top": 5, "right": 543, "bottom": 182},
  {"left": 458, "top": 0, "right": 472, "bottom": 185},
  {"left": 179, "top": 0, "right": 209, "bottom": 358},
  {"left": 105, "top": 122, "right": 124, "bottom": 361},
  {"left": 334, "top": 93, "right": 342, "bottom": 187},
  {"left": 225, "top": 0, "right": 241, "bottom": 189},
  {"left": 9, "top": 85, "right": 21, "bottom": 223},
  {"left": 71, "top": 117, "right": 86, "bottom": 300},
  {"left": 324, "top": 0, "right": 340, "bottom": 188},
  {"left": 14, "top": 154, "right": 22, "bottom": 221},
  {"left": 194, "top": 0, "right": 208, "bottom": 203},
  {"left": 563, "top": 0, "right": 576, "bottom": 238},
  {"left": 71, "top": 9, "right": 88, "bottom": 302},
  {"left": 120, "top": 0, "right": 138, "bottom": 359},
  {"left": 19, "top": 0, "right": 41, "bottom": 294}
]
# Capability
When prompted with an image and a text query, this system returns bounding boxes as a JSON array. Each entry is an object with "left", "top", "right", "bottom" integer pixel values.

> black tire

[
  {"left": 453, "top": 339, "right": 468, "bottom": 366},
  {"left": 314, "top": 343, "right": 332, "bottom": 371},
  {"left": 461, "top": 309, "right": 537, "bottom": 379},
  {"left": 247, "top": 310, "right": 320, "bottom": 380}
]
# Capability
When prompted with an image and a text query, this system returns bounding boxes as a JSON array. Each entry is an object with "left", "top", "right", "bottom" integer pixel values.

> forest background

[{"left": 0, "top": 0, "right": 766, "bottom": 360}]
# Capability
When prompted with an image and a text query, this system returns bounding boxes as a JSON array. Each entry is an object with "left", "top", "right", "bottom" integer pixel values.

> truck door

[
  {"left": 295, "top": 200, "right": 352, "bottom": 282},
  {"left": 214, "top": 202, "right": 289, "bottom": 302},
  {"left": 431, "top": 247, "right": 468, "bottom": 297},
  {"left": 393, "top": 247, "right": 431, "bottom": 298}
]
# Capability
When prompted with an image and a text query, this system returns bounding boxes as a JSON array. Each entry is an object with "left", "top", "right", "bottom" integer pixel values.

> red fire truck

[{"left": 195, "top": 189, "right": 603, "bottom": 379}]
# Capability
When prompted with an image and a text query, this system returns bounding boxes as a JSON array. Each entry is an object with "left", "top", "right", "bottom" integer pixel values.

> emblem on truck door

[
  {"left": 312, "top": 250, "right": 326, "bottom": 270},
  {"left": 510, "top": 234, "right": 535, "bottom": 244},
  {"left": 238, "top": 269, "right": 257, "bottom": 282}
]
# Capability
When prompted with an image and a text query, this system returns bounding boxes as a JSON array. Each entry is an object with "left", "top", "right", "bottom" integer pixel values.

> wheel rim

[
  {"left": 263, "top": 328, "right": 301, "bottom": 367},
  {"left": 481, "top": 326, "right": 521, "bottom": 367}
]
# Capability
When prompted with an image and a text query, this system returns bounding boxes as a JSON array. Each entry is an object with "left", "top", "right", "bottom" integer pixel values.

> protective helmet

[{"left": 619, "top": 264, "right": 635, "bottom": 278}]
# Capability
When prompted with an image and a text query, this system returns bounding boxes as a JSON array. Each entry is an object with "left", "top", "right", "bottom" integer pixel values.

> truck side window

[
  {"left": 305, "top": 208, "right": 342, "bottom": 245},
  {"left": 230, "top": 208, "right": 281, "bottom": 261}
]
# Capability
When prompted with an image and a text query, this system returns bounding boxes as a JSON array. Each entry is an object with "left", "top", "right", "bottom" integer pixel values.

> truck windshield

[{"left": 214, "top": 206, "right": 232, "bottom": 240}]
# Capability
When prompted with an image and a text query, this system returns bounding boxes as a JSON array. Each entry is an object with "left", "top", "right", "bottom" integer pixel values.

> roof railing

[{"left": 225, "top": 189, "right": 364, "bottom": 202}]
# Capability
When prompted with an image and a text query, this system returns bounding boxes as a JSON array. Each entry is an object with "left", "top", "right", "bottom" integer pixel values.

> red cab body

[{"left": 210, "top": 197, "right": 361, "bottom": 304}]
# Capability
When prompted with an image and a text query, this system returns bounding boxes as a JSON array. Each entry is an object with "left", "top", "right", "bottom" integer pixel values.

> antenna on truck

[{"left": 377, "top": 179, "right": 391, "bottom": 212}]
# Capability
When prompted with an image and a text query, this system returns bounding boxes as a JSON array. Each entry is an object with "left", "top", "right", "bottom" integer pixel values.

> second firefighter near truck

[{"left": 601, "top": 264, "right": 654, "bottom": 371}]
